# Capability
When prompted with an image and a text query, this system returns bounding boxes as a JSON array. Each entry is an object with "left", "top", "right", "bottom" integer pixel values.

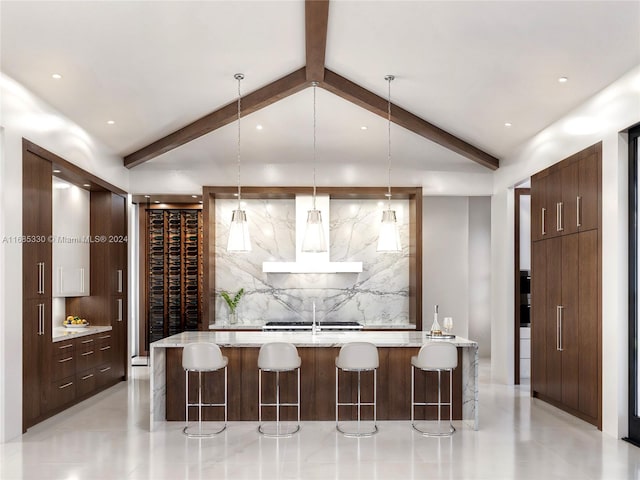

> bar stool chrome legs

[
  {"left": 182, "top": 343, "right": 228, "bottom": 438},
  {"left": 335, "top": 342, "right": 379, "bottom": 437},
  {"left": 411, "top": 341, "right": 458, "bottom": 437},
  {"left": 258, "top": 342, "right": 301, "bottom": 437}
]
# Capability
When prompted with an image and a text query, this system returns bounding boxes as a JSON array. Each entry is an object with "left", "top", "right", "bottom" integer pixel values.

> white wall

[
  {"left": 0, "top": 73, "right": 128, "bottom": 442},
  {"left": 423, "top": 196, "right": 492, "bottom": 353},
  {"left": 423, "top": 197, "right": 469, "bottom": 336},
  {"left": 491, "top": 65, "right": 640, "bottom": 438},
  {"left": 469, "top": 197, "right": 492, "bottom": 358}
]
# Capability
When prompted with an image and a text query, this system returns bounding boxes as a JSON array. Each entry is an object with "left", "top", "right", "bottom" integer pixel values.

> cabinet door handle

[
  {"left": 82, "top": 350, "right": 94, "bottom": 356},
  {"left": 577, "top": 196, "right": 582, "bottom": 227},
  {"left": 557, "top": 305, "right": 564, "bottom": 352},
  {"left": 541, "top": 208, "right": 546, "bottom": 236},
  {"left": 117, "top": 269, "right": 123, "bottom": 293},
  {"left": 37, "top": 262, "right": 45, "bottom": 294},
  {"left": 556, "top": 203, "right": 563, "bottom": 232},
  {"left": 58, "top": 356, "right": 73, "bottom": 363},
  {"left": 81, "top": 373, "right": 94, "bottom": 380},
  {"left": 59, "top": 381, "right": 73, "bottom": 390},
  {"left": 99, "top": 366, "right": 111, "bottom": 373},
  {"left": 58, "top": 343, "right": 73, "bottom": 350},
  {"left": 100, "top": 346, "right": 111, "bottom": 351},
  {"left": 117, "top": 298, "right": 123, "bottom": 322},
  {"left": 81, "top": 339, "right": 94, "bottom": 344},
  {"left": 99, "top": 335, "right": 111, "bottom": 340},
  {"left": 37, "top": 303, "right": 44, "bottom": 335}
]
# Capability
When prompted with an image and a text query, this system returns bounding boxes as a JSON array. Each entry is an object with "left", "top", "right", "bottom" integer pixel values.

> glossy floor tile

[{"left": 2, "top": 362, "right": 639, "bottom": 480}]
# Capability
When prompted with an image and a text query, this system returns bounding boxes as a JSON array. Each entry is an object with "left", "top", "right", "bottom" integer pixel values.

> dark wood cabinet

[
  {"left": 22, "top": 140, "right": 128, "bottom": 431},
  {"left": 22, "top": 146, "right": 53, "bottom": 431},
  {"left": 530, "top": 142, "right": 601, "bottom": 429}
]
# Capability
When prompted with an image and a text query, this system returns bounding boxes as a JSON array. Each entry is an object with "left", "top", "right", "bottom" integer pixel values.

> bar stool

[
  {"left": 258, "top": 342, "right": 301, "bottom": 437},
  {"left": 411, "top": 341, "right": 457, "bottom": 436},
  {"left": 182, "top": 342, "right": 228, "bottom": 438},
  {"left": 335, "top": 342, "right": 379, "bottom": 437}
]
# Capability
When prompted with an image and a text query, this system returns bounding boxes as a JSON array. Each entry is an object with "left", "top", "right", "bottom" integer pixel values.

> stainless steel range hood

[{"left": 262, "top": 194, "right": 363, "bottom": 274}]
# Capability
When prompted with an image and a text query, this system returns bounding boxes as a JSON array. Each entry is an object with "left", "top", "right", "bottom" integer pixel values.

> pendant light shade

[
  {"left": 301, "top": 82, "right": 327, "bottom": 253},
  {"left": 377, "top": 209, "right": 401, "bottom": 252},
  {"left": 228, "top": 209, "right": 252, "bottom": 252},
  {"left": 377, "top": 74, "right": 401, "bottom": 253},
  {"left": 302, "top": 209, "right": 327, "bottom": 253},
  {"left": 227, "top": 73, "right": 252, "bottom": 252}
]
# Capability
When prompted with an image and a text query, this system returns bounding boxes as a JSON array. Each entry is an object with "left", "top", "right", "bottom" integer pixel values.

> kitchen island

[{"left": 150, "top": 331, "right": 478, "bottom": 431}]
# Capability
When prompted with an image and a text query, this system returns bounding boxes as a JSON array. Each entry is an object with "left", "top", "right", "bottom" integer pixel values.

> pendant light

[
  {"left": 301, "top": 82, "right": 328, "bottom": 253},
  {"left": 227, "top": 73, "right": 252, "bottom": 252},
  {"left": 377, "top": 74, "right": 401, "bottom": 252}
]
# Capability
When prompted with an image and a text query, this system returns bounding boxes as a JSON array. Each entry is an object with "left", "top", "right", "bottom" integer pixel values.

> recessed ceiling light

[
  {"left": 256, "top": 125, "right": 263, "bottom": 130},
  {"left": 83, "top": 183, "right": 91, "bottom": 187},
  {"left": 558, "top": 77, "right": 568, "bottom": 83},
  {"left": 360, "top": 126, "right": 368, "bottom": 130},
  {"left": 52, "top": 169, "right": 61, "bottom": 173},
  {"left": 51, "top": 73, "right": 62, "bottom": 80},
  {"left": 144, "top": 195, "right": 150, "bottom": 198},
  {"left": 106, "top": 120, "right": 115, "bottom": 125},
  {"left": 504, "top": 122, "right": 512, "bottom": 128},
  {"left": 191, "top": 195, "right": 197, "bottom": 198}
]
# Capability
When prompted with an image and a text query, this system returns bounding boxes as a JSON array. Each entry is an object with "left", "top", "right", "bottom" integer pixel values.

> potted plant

[{"left": 221, "top": 288, "right": 244, "bottom": 324}]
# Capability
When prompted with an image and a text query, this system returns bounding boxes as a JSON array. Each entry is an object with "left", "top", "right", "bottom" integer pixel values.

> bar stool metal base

[
  {"left": 335, "top": 367, "right": 378, "bottom": 437},
  {"left": 411, "top": 365, "right": 455, "bottom": 437},
  {"left": 258, "top": 368, "right": 301, "bottom": 438},
  {"left": 183, "top": 368, "right": 227, "bottom": 439}
]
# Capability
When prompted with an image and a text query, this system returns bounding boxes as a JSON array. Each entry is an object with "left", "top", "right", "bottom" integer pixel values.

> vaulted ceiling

[{"left": 2, "top": 1, "right": 639, "bottom": 194}]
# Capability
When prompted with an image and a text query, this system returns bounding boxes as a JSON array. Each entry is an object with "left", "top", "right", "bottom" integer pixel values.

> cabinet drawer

[
  {"left": 77, "top": 346, "right": 98, "bottom": 371},
  {"left": 95, "top": 364, "right": 113, "bottom": 386},
  {"left": 51, "top": 376, "right": 76, "bottom": 409},
  {"left": 96, "top": 343, "right": 112, "bottom": 366},
  {"left": 77, "top": 335, "right": 97, "bottom": 351},
  {"left": 76, "top": 368, "right": 96, "bottom": 397},
  {"left": 52, "top": 352, "right": 76, "bottom": 381},
  {"left": 53, "top": 340, "right": 75, "bottom": 355}
]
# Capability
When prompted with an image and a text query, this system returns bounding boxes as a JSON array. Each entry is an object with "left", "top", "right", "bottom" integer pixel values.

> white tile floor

[{"left": 2, "top": 361, "right": 639, "bottom": 480}]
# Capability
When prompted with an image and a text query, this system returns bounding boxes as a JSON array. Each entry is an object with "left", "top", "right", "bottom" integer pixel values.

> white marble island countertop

[{"left": 151, "top": 330, "right": 477, "bottom": 348}]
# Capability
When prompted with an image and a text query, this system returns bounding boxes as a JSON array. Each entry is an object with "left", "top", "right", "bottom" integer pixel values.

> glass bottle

[{"left": 430, "top": 304, "right": 442, "bottom": 335}]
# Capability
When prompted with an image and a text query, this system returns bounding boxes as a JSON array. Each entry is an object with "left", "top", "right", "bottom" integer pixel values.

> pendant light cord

[
  {"left": 312, "top": 81, "right": 318, "bottom": 210},
  {"left": 235, "top": 73, "right": 243, "bottom": 210},
  {"left": 386, "top": 75, "right": 394, "bottom": 210}
]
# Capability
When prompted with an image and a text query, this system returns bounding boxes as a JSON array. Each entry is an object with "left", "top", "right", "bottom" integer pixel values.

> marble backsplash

[{"left": 214, "top": 198, "right": 410, "bottom": 326}]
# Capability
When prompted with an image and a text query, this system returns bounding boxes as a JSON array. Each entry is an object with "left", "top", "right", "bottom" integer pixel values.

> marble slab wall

[{"left": 214, "top": 198, "right": 410, "bottom": 326}]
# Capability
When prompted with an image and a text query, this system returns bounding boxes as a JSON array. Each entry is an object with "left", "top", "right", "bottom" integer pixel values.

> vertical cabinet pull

[
  {"left": 117, "top": 298, "right": 123, "bottom": 322},
  {"left": 37, "top": 303, "right": 44, "bottom": 335},
  {"left": 541, "top": 208, "right": 546, "bottom": 236},
  {"left": 577, "top": 196, "right": 582, "bottom": 227},
  {"left": 117, "top": 270, "right": 123, "bottom": 293},
  {"left": 37, "top": 262, "right": 45, "bottom": 294},
  {"left": 556, "top": 305, "right": 564, "bottom": 351},
  {"left": 556, "top": 203, "right": 563, "bottom": 232}
]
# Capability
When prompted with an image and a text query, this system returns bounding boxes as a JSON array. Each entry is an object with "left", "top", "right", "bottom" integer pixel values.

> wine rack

[{"left": 146, "top": 209, "right": 202, "bottom": 347}]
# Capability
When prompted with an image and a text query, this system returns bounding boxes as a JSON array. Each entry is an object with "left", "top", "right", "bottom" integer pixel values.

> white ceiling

[{"left": 2, "top": 1, "right": 639, "bottom": 194}]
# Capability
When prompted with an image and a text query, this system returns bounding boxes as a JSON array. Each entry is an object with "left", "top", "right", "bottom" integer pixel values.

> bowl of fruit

[{"left": 64, "top": 316, "right": 89, "bottom": 328}]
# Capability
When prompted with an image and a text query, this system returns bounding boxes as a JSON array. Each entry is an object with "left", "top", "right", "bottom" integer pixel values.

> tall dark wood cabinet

[
  {"left": 530, "top": 142, "right": 602, "bottom": 428},
  {"left": 22, "top": 148, "right": 53, "bottom": 430},
  {"left": 85, "top": 191, "right": 128, "bottom": 381}
]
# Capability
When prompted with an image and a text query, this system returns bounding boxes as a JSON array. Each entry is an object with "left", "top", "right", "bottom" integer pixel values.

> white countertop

[
  {"left": 151, "top": 330, "right": 476, "bottom": 348},
  {"left": 52, "top": 325, "right": 112, "bottom": 343},
  {"left": 208, "top": 323, "right": 417, "bottom": 331}
]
